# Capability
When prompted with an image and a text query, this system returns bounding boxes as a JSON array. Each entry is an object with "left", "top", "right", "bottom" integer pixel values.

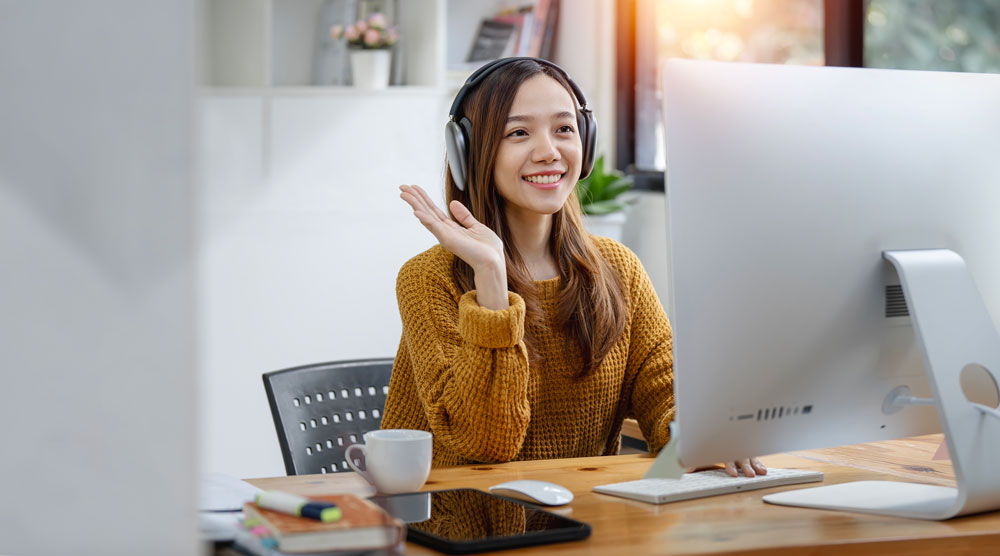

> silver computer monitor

[{"left": 662, "top": 59, "right": 1000, "bottom": 519}]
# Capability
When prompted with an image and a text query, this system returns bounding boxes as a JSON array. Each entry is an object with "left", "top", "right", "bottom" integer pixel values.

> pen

[{"left": 255, "top": 490, "right": 342, "bottom": 523}]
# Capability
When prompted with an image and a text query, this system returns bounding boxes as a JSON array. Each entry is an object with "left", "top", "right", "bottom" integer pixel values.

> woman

[{"left": 382, "top": 58, "right": 764, "bottom": 478}]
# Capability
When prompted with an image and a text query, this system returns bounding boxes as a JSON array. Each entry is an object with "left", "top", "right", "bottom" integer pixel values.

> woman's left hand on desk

[{"left": 689, "top": 457, "right": 767, "bottom": 477}]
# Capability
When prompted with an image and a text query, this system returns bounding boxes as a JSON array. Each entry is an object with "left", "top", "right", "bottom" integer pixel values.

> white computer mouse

[{"left": 488, "top": 479, "right": 574, "bottom": 506}]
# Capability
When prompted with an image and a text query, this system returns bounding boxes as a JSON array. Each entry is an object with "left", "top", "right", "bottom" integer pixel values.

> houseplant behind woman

[
  {"left": 330, "top": 12, "right": 398, "bottom": 89},
  {"left": 576, "top": 154, "right": 633, "bottom": 241}
]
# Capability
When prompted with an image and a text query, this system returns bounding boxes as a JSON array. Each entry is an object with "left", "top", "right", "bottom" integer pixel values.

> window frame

[{"left": 615, "top": 0, "right": 864, "bottom": 191}]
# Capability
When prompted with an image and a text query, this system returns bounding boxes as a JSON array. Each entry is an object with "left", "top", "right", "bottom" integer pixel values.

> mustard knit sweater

[{"left": 382, "top": 236, "right": 674, "bottom": 467}]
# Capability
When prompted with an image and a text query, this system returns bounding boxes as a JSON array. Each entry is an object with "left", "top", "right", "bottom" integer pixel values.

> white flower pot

[
  {"left": 349, "top": 49, "right": 391, "bottom": 89},
  {"left": 583, "top": 211, "right": 627, "bottom": 242}
]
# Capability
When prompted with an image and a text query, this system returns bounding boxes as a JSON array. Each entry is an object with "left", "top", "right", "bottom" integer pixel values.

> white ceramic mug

[{"left": 345, "top": 429, "right": 433, "bottom": 493}]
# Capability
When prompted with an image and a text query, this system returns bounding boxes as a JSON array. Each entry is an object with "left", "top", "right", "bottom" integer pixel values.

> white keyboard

[{"left": 593, "top": 467, "right": 824, "bottom": 504}]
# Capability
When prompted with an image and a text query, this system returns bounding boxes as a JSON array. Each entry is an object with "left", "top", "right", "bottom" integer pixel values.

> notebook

[{"left": 241, "top": 493, "right": 404, "bottom": 553}]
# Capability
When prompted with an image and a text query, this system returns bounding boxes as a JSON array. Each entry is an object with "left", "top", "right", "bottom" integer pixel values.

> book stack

[
  {"left": 466, "top": 0, "right": 562, "bottom": 63},
  {"left": 233, "top": 493, "right": 404, "bottom": 556}
]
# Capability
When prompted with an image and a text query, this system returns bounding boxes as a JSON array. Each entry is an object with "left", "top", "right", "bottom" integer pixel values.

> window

[
  {"left": 636, "top": 0, "right": 823, "bottom": 172},
  {"left": 865, "top": 0, "right": 1000, "bottom": 72},
  {"left": 619, "top": 0, "right": 999, "bottom": 187}
]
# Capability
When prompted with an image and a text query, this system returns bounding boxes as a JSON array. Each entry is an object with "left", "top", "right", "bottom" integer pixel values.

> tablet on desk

[{"left": 369, "top": 488, "right": 591, "bottom": 554}]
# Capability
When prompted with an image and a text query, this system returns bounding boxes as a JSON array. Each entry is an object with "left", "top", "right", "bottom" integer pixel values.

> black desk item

[{"left": 370, "top": 489, "right": 591, "bottom": 554}]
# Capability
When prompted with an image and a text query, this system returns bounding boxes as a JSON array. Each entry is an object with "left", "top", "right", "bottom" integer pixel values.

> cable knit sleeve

[
  {"left": 390, "top": 250, "right": 532, "bottom": 463},
  {"left": 619, "top": 246, "right": 675, "bottom": 455}
]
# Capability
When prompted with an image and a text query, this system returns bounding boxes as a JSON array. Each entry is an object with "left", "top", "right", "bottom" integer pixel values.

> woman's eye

[
  {"left": 506, "top": 129, "right": 527, "bottom": 138},
  {"left": 558, "top": 125, "right": 575, "bottom": 134}
]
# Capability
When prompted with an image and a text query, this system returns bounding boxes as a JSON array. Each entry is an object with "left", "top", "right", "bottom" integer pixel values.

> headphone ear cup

[
  {"left": 445, "top": 119, "right": 471, "bottom": 191},
  {"left": 578, "top": 109, "right": 598, "bottom": 180}
]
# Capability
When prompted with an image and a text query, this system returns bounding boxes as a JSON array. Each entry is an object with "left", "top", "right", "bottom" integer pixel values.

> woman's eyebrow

[{"left": 505, "top": 111, "right": 576, "bottom": 123}]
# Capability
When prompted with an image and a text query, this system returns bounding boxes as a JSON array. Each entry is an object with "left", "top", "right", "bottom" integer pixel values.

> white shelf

[
  {"left": 200, "top": 85, "right": 448, "bottom": 97},
  {"left": 205, "top": 0, "right": 445, "bottom": 88}
]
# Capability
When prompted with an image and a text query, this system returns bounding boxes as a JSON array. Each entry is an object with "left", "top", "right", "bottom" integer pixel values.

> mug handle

[{"left": 345, "top": 444, "right": 374, "bottom": 485}]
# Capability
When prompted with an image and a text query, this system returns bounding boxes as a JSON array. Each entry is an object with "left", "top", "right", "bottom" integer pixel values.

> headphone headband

[{"left": 448, "top": 57, "right": 590, "bottom": 120}]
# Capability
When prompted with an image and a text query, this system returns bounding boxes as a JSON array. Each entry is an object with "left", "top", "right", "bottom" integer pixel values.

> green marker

[{"left": 256, "top": 490, "right": 342, "bottom": 523}]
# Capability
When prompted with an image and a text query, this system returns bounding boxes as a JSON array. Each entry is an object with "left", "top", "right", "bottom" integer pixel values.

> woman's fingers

[
  {"left": 399, "top": 185, "right": 429, "bottom": 213},
  {"left": 399, "top": 185, "right": 477, "bottom": 232},
  {"left": 399, "top": 190, "right": 426, "bottom": 219},
  {"left": 399, "top": 185, "right": 427, "bottom": 216},
  {"left": 687, "top": 465, "right": 721, "bottom": 473},
  {"left": 400, "top": 185, "right": 454, "bottom": 233},
  {"left": 399, "top": 186, "right": 420, "bottom": 211},
  {"left": 723, "top": 461, "right": 739, "bottom": 477},
  {"left": 449, "top": 200, "right": 480, "bottom": 229},
  {"left": 737, "top": 459, "right": 756, "bottom": 478},
  {"left": 400, "top": 185, "right": 438, "bottom": 220},
  {"left": 410, "top": 184, "right": 451, "bottom": 222},
  {"left": 400, "top": 190, "right": 437, "bottom": 228},
  {"left": 690, "top": 458, "right": 766, "bottom": 477}
]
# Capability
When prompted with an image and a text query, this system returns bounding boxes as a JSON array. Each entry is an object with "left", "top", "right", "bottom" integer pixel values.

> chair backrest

[{"left": 263, "top": 358, "right": 393, "bottom": 475}]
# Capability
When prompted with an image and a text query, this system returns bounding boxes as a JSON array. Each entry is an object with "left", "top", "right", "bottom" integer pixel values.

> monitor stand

[{"left": 763, "top": 249, "right": 1000, "bottom": 520}]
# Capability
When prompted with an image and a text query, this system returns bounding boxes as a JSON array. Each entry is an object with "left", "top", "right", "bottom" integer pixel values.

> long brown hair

[{"left": 446, "top": 59, "right": 627, "bottom": 378}]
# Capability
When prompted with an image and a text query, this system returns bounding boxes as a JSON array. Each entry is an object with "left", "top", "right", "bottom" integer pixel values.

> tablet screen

[{"left": 369, "top": 488, "right": 590, "bottom": 554}]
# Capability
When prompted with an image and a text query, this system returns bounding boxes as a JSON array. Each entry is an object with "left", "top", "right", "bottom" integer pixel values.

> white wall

[
  {"left": 198, "top": 0, "right": 675, "bottom": 479},
  {"left": 0, "top": 2, "right": 199, "bottom": 555},
  {"left": 621, "top": 191, "right": 672, "bottom": 316},
  {"left": 555, "top": 0, "right": 618, "bottom": 168},
  {"left": 198, "top": 91, "right": 447, "bottom": 478}
]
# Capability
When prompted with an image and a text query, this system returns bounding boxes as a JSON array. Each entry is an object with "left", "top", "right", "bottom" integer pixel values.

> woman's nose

[{"left": 532, "top": 134, "right": 560, "bottom": 163}]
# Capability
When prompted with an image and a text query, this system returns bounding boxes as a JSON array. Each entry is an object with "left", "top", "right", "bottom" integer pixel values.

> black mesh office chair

[{"left": 263, "top": 358, "right": 393, "bottom": 475}]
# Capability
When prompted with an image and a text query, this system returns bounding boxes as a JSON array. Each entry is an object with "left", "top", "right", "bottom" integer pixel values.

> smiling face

[{"left": 493, "top": 74, "right": 583, "bottom": 221}]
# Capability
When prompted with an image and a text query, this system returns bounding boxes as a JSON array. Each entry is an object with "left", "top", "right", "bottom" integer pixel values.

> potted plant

[
  {"left": 330, "top": 13, "right": 399, "bottom": 89},
  {"left": 575, "top": 155, "right": 634, "bottom": 241}
]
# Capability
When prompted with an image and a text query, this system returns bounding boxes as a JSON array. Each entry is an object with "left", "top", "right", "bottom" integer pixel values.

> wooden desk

[{"left": 247, "top": 435, "right": 1000, "bottom": 555}]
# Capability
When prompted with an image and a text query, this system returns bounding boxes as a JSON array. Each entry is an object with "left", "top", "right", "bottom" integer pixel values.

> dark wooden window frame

[{"left": 616, "top": 0, "right": 864, "bottom": 191}]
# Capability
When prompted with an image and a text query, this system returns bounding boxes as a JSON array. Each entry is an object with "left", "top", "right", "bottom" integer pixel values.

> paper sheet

[{"left": 200, "top": 472, "right": 263, "bottom": 511}]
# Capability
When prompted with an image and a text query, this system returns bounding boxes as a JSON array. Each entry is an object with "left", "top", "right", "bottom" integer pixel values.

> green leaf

[
  {"left": 592, "top": 155, "right": 605, "bottom": 180},
  {"left": 577, "top": 154, "right": 635, "bottom": 207},
  {"left": 584, "top": 200, "right": 626, "bottom": 215},
  {"left": 590, "top": 174, "right": 609, "bottom": 199},
  {"left": 602, "top": 178, "right": 633, "bottom": 200}
]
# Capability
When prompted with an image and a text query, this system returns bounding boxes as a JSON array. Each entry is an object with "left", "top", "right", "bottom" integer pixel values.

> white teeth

[{"left": 523, "top": 173, "right": 563, "bottom": 184}]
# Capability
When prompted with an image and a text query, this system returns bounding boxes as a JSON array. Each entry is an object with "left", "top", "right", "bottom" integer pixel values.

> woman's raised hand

[{"left": 399, "top": 185, "right": 504, "bottom": 273}]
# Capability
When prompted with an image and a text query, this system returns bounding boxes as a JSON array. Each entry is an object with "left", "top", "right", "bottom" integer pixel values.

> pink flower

[
  {"left": 344, "top": 25, "right": 360, "bottom": 42},
  {"left": 385, "top": 28, "right": 399, "bottom": 46},
  {"left": 355, "top": 20, "right": 368, "bottom": 33},
  {"left": 368, "top": 13, "right": 387, "bottom": 29},
  {"left": 329, "top": 24, "right": 343, "bottom": 39},
  {"left": 363, "top": 28, "right": 381, "bottom": 47}
]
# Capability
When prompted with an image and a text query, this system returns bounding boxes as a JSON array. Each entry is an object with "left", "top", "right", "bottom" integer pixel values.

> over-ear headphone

[{"left": 445, "top": 57, "right": 597, "bottom": 192}]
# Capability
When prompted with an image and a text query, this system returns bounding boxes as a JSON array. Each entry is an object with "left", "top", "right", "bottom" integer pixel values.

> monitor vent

[
  {"left": 755, "top": 405, "right": 811, "bottom": 421},
  {"left": 886, "top": 285, "right": 910, "bottom": 318}
]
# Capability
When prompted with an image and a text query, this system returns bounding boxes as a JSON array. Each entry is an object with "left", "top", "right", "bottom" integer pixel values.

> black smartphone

[{"left": 368, "top": 488, "right": 591, "bottom": 554}]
